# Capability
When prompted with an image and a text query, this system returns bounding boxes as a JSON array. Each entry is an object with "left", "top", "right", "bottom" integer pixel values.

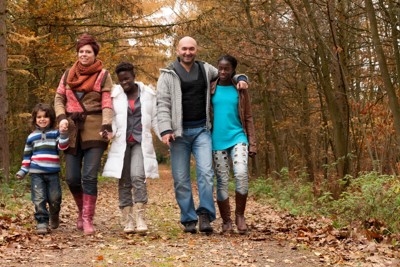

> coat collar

[
  {"left": 210, "top": 78, "right": 237, "bottom": 95},
  {"left": 111, "top": 82, "right": 156, "bottom": 98}
]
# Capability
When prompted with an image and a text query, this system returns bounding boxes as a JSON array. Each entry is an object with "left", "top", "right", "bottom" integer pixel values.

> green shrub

[
  {"left": 250, "top": 167, "right": 315, "bottom": 216},
  {"left": 0, "top": 178, "right": 31, "bottom": 214},
  {"left": 250, "top": 169, "right": 400, "bottom": 233},
  {"left": 329, "top": 172, "right": 400, "bottom": 232}
]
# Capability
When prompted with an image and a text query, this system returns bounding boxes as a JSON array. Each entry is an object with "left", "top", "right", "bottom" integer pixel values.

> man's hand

[
  {"left": 237, "top": 80, "right": 248, "bottom": 90},
  {"left": 162, "top": 133, "right": 175, "bottom": 147}
]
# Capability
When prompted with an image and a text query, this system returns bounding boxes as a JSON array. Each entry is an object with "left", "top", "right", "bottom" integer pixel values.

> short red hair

[{"left": 76, "top": 33, "right": 100, "bottom": 56}]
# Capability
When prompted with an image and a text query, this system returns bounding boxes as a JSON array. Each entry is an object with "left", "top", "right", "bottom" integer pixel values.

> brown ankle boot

[
  {"left": 82, "top": 194, "right": 97, "bottom": 235},
  {"left": 72, "top": 192, "right": 83, "bottom": 230},
  {"left": 235, "top": 192, "right": 248, "bottom": 234},
  {"left": 217, "top": 198, "right": 233, "bottom": 233}
]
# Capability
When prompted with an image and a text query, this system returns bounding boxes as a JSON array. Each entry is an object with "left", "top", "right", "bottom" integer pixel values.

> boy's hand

[
  {"left": 99, "top": 130, "right": 113, "bottom": 141},
  {"left": 16, "top": 174, "right": 23, "bottom": 180}
]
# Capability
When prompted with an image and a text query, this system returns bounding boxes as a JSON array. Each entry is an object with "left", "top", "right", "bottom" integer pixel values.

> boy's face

[
  {"left": 36, "top": 110, "right": 51, "bottom": 129},
  {"left": 117, "top": 71, "right": 136, "bottom": 92},
  {"left": 217, "top": 60, "right": 234, "bottom": 82}
]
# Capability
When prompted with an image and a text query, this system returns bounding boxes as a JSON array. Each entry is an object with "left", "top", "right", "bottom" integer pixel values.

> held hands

[
  {"left": 99, "top": 130, "right": 113, "bottom": 141},
  {"left": 162, "top": 133, "right": 175, "bottom": 147},
  {"left": 59, "top": 119, "right": 69, "bottom": 133},
  {"left": 237, "top": 81, "right": 248, "bottom": 90}
]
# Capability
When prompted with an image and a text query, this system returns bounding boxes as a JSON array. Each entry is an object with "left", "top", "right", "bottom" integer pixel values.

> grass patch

[
  {"left": 249, "top": 169, "right": 400, "bottom": 233},
  {"left": 0, "top": 178, "right": 31, "bottom": 215},
  {"left": 250, "top": 168, "right": 315, "bottom": 216}
]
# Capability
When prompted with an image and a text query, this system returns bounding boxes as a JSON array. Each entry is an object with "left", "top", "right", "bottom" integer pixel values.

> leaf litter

[{"left": 0, "top": 165, "right": 399, "bottom": 266}]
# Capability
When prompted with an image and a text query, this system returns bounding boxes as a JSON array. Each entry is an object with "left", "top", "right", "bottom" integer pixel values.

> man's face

[{"left": 176, "top": 38, "right": 198, "bottom": 65}]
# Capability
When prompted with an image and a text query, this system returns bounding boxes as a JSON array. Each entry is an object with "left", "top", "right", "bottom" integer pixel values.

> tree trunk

[
  {"left": 0, "top": 0, "right": 9, "bottom": 181},
  {"left": 365, "top": 0, "right": 400, "bottom": 150},
  {"left": 297, "top": 66, "right": 315, "bottom": 184}
]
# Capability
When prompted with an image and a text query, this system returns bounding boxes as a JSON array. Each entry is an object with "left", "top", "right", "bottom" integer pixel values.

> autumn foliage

[{"left": 1, "top": 0, "right": 400, "bottom": 233}]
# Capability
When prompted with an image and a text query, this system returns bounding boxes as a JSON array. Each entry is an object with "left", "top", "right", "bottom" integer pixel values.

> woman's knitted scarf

[{"left": 66, "top": 60, "right": 103, "bottom": 92}]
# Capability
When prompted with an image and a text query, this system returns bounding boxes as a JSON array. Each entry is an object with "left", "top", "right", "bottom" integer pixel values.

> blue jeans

[
  {"left": 213, "top": 143, "right": 249, "bottom": 201},
  {"left": 119, "top": 142, "right": 147, "bottom": 208},
  {"left": 30, "top": 173, "right": 62, "bottom": 224},
  {"left": 65, "top": 146, "right": 105, "bottom": 196},
  {"left": 170, "top": 126, "right": 216, "bottom": 224}
]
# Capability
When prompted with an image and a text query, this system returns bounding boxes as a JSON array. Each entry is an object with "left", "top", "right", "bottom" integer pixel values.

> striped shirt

[{"left": 17, "top": 128, "right": 69, "bottom": 178}]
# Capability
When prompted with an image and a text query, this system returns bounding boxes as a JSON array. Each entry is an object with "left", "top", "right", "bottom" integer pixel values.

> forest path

[{"left": 1, "top": 165, "right": 398, "bottom": 267}]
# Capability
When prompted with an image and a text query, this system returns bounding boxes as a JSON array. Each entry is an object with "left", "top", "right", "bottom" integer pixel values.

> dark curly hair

[
  {"left": 76, "top": 33, "right": 100, "bottom": 56},
  {"left": 31, "top": 103, "right": 56, "bottom": 129},
  {"left": 115, "top": 62, "right": 136, "bottom": 76}
]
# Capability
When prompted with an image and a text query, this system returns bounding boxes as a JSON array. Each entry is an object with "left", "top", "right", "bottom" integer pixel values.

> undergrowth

[
  {"left": 249, "top": 169, "right": 400, "bottom": 233},
  {"left": 0, "top": 178, "right": 31, "bottom": 215}
]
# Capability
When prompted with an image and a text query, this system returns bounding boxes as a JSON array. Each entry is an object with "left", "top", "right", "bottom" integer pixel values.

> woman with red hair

[{"left": 54, "top": 33, "right": 113, "bottom": 235}]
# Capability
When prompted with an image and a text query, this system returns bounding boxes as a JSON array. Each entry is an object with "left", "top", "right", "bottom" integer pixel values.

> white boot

[
  {"left": 135, "top": 203, "right": 148, "bottom": 233},
  {"left": 121, "top": 206, "right": 135, "bottom": 233}
]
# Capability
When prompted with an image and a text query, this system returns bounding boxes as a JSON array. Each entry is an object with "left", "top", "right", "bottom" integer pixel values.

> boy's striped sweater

[{"left": 16, "top": 128, "right": 69, "bottom": 178}]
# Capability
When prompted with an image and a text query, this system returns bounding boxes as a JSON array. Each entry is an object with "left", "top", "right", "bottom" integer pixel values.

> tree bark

[
  {"left": 0, "top": 0, "right": 9, "bottom": 181},
  {"left": 365, "top": 0, "right": 400, "bottom": 150}
]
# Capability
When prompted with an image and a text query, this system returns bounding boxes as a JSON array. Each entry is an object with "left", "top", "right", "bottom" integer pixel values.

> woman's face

[
  {"left": 78, "top": 44, "right": 96, "bottom": 66},
  {"left": 218, "top": 59, "right": 234, "bottom": 82}
]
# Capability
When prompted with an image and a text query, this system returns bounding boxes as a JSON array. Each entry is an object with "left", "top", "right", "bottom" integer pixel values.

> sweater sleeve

[
  {"left": 150, "top": 90, "right": 161, "bottom": 141},
  {"left": 58, "top": 131, "right": 70, "bottom": 151},
  {"left": 54, "top": 73, "right": 67, "bottom": 123},
  {"left": 17, "top": 135, "right": 34, "bottom": 178},
  {"left": 156, "top": 72, "right": 173, "bottom": 135},
  {"left": 101, "top": 73, "right": 113, "bottom": 128}
]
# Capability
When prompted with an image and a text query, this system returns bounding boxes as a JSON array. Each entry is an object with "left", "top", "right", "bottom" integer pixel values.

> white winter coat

[{"left": 102, "top": 83, "right": 160, "bottom": 179}]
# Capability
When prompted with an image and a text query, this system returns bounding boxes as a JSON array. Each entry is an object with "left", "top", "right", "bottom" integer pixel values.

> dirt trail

[{"left": 1, "top": 165, "right": 399, "bottom": 266}]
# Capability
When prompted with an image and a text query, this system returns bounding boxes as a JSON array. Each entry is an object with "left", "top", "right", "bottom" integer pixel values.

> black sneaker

[
  {"left": 183, "top": 221, "right": 197, "bottom": 234},
  {"left": 199, "top": 214, "right": 213, "bottom": 233},
  {"left": 50, "top": 214, "right": 60, "bottom": 229}
]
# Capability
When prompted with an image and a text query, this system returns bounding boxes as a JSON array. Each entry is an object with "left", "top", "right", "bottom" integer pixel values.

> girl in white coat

[{"left": 102, "top": 62, "right": 160, "bottom": 233}]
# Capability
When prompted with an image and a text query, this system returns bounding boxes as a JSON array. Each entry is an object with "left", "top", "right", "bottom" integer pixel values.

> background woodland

[{"left": 1, "top": 0, "right": 400, "bottom": 222}]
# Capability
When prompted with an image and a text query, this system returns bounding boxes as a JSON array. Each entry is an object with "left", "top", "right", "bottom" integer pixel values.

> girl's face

[
  {"left": 218, "top": 60, "right": 235, "bottom": 82},
  {"left": 117, "top": 71, "right": 136, "bottom": 92},
  {"left": 36, "top": 110, "right": 51, "bottom": 129},
  {"left": 78, "top": 44, "right": 96, "bottom": 66}
]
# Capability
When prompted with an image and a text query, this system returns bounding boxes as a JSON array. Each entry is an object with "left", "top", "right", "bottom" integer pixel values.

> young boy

[
  {"left": 102, "top": 62, "right": 160, "bottom": 233},
  {"left": 16, "top": 103, "right": 69, "bottom": 234}
]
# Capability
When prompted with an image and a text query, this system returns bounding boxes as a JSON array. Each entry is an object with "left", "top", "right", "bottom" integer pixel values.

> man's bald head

[
  {"left": 176, "top": 36, "right": 198, "bottom": 68},
  {"left": 177, "top": 36, "right": 198, "bottom": 49}
]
